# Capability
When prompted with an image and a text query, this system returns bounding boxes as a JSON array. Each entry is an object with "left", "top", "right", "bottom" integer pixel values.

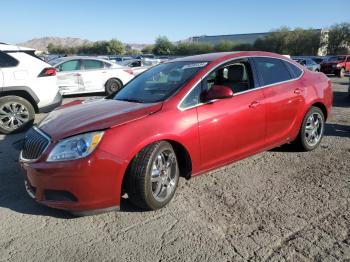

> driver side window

[
  {"left": 203, "top": 59, "right": 254, "bottom": 94},
  {"left": 58, "top": 60, "right": 80, "bottom": 72}
]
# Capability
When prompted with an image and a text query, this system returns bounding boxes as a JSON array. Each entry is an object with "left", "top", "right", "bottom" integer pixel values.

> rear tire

[
  {"left": 294, "top": 107, "right": 325, "bottom": 151},
  {"left": 125, "top": 141, "right": 179, "bottom": 210},
  {"left": 105, "top": 78, "right": 122, "bottom": 96},
  {"left": 0, "top": 96, "right": 35, "bottom": 134}
]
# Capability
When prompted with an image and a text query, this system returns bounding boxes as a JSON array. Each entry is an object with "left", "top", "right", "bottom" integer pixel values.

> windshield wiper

[{"left": 116, "top": 98, "right": 146, "bottom": 103}]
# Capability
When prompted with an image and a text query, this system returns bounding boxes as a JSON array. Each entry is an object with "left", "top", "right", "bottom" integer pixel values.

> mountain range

[{"left": 17, "top": 37, "right": 149, "bottom": 51}]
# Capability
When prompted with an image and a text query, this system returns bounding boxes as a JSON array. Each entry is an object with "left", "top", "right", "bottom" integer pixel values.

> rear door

[
  {"left": 80, "top": 59, "right": 107, "bottom": 92},
  {"left": 253, "top": 57, "right": 305, "bottom": 146},
  {"left": 56, "top": 59, "right": 82, "bottom": 94}
]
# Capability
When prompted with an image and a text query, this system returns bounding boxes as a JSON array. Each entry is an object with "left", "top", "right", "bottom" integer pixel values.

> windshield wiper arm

[{"left": 116, "top": 98, "right": 145, "bottom": 103}]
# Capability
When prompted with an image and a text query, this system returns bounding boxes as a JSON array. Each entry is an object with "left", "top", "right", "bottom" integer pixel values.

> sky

[{"left": 1, "top": 0, "right": 349, "bottom": 44}]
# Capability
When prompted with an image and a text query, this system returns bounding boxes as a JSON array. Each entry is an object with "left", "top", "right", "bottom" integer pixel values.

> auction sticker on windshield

[{"left": 182, "top": 62, "right": 208, "bottom": 69}]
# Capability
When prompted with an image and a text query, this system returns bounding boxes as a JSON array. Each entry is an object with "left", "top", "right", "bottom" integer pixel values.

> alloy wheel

[
  {"left": 0, "top": 102, "right": 30, "bottom": 131},
  {"left": 150, "top": 149, "right": 177, "bottom": 202},
  {"left": 304, "top": 112, "right": 323, "bottom": 147}
]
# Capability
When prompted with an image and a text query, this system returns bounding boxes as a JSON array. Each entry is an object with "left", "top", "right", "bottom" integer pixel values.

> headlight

[
  {"left": 47, "top": 131, "right": 104, "bottom": 162},
  {"left": 332, "top": 64, "right": 338, "bottom": 68}
]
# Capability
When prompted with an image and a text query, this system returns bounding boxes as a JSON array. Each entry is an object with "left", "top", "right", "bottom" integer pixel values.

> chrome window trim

[
  {"left": 177, "top": 55, "right": 304, "bottom": 111},
  {"left": 19, "top": 126, "right": 52, "bottom": 163}
]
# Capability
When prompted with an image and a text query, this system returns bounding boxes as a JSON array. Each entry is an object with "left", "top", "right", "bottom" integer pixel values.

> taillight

[
  {"left": 123, "top": 69, "right": 134, "bottom": 75},
  {"left": 38, "top": 67, "right": 56, "bottom": 77}
]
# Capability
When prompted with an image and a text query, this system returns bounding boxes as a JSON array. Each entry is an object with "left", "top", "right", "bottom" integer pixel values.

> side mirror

[{"left": 201, "top": 85, "right": 233, "bottom": 102}]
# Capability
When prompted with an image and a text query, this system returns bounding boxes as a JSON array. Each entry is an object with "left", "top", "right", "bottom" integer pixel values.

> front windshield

[
  {"left": 121, "top": 60, "right": 133, "bottom": 66},
  {"left": 113, "top": 61, "right": 208, "bottom": 103},
  {"left": 327, "top": 56, "right": 345, "bottom": 62}
]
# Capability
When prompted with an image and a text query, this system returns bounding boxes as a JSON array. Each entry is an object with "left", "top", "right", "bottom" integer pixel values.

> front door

[
  {"left": 197, "top": 59, "right": 266, "bottom": 171},
  {"left": 56, "top": 59, "right": 83, "bottom": 94}
]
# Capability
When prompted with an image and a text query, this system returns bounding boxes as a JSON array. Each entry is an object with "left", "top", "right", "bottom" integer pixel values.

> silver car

[{"left": 294, "top": 58, "right": 321, "bottom": 72}]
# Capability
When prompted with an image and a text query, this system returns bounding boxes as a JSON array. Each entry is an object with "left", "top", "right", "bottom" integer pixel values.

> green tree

[
  {"left": 325, "top": 22, "right": 350, "bottom": 54},
  {"left": 253, "top": 27, "right": 320, "bottom": 55},
  {"left": 153, "top": 36, "right": 175, "bottom": 55},
  {"left": 214, "top": 40, "right": 236, "bottom": 52},
  {"left": 107, "top": 39, "right": 125, "bottom": 55},
  {"left": 284, "top": 28, "right": 321, "bottom": 55},
  {"left": 141, "top": 45, "right": 154, "bottom": 54}
]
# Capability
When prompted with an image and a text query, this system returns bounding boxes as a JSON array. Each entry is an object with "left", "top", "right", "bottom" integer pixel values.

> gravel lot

[{"left": 0, "top": 77, "right": 349, "bottom": 261}]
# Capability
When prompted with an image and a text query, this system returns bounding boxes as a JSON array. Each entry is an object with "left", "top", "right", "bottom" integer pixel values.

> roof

[
  {"left": 173, "top": 52, "right": 238, "bottom": 62},
  {"left": 52, "top": 56, "right": 113, "bottom": 64},
  {"left": 172, "top": 51, "right": 296, "bottom": 64},
  {"left": 0, "top": 43, "right": 35, "bottom": 52}
]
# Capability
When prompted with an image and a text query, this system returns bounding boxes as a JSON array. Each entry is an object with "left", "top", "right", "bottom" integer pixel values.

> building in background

[{"left": 184, "top": 29, "right": 331, "bottom": 56}]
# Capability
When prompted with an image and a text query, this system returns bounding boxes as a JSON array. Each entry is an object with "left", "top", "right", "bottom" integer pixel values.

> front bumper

[
  {"left": 38, "top": 92, "right": 63, "bottom": 113},
  {"left": 320, "top": 67, "right": 339, "bottom": 74},
  {"left": 20, "top": 149, "right": 126, "bottom": 213}
]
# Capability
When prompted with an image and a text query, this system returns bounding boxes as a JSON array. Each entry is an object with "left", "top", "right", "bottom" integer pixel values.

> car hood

[{"left": 38, "top": 99, "right": 163, "bottom": 140}]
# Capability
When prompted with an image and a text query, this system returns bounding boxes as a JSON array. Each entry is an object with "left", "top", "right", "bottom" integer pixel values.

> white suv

[{"left": 0, "top": 43, "right": 62, "bottom": 134}]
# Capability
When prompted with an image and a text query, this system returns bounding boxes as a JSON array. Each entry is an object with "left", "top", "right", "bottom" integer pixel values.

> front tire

[
  {"left": 105, "top": 78, "right": 122, "bottom": 96},
  {"left": 337, "top": 68, "right": 345, "bottom": 78},
  {"left": 294, "top": 107, "right": 325, "bottom": 151},
  {"left": 0, "top": 96, "right": 35, "bottom": 134},
  {"left": 125, "top": 141, "right": 179, "bottom": 210}
]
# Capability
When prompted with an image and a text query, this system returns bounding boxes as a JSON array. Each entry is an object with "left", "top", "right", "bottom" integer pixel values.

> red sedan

[{"left": 20, "top": 52, "right": 333, "bottom": 214}]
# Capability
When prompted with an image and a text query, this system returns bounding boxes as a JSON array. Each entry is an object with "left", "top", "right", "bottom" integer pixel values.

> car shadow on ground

[
  {"left": 324, "top": 123, "right": 350, "bottom": 138},
  {"left": 269, "top": 123, "right": 350, "bottom": 153},
  {"left": 333, "top": 91, "right": 350, "bottom": 108},
  {"left": 0, "top": 131, "right": 143, "bottom": 218},
  {"left": 0, "top": 132, "right": 75, "bottom": 218}
]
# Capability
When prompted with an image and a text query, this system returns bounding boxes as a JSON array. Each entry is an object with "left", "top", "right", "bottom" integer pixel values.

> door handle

[
  {"left": 101, "top": 71, "right": 107, "bottom": 74},
  {"left": 294, "top": 88, "right": 303, "bottom": 94},
  {"left": 249, "top": 101, "right": 260, "bottom": 108},
  {"left": 74, "top": 73, "right": 81, "bottom": 77}
]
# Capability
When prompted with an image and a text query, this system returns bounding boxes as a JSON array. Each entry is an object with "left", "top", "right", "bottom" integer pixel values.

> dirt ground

[{"left": 0, "top": 77, "right": 349, "bottom": 262}]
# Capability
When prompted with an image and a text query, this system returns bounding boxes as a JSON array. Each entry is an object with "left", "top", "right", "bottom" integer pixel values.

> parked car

[
  {"left": 53, "top": 57, "right": 134, "bottom": 95},
  {"left": 293, "top": 58, "right": 320, "bottom": 72},
  {"left": 310, "top": 56, "right": 326, "bottom": 64},
  {"left": 348, "top": 74, "right": 350, "bottom": 97},
  {"left": 0, "top": 43, "right": 61, "bottom": 134},
  {"left": 109, "top": 56, "right": 133, "bottom": 64},
  {"left": 20, "top": 52, "right": 332, "bottom": 214},
  {"left": 121, "top": 58, "right": 160, "bottom": 75},
  {"left": 320, "top": 55, "right": 350, "bottom": 77}
]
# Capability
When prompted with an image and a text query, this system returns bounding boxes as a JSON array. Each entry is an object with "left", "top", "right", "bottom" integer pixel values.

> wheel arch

[
  {"left": 120, "top": 138, "right": 193, "bottom": 195},
  {"left": 311, "top": 101, "right": 328, "bottom": 120},
  {"left": 0, "top": 90, "right": 39, "bottom": 112},
  {"left": 104, "top": 77, "right": 123, "bottom": 87}
]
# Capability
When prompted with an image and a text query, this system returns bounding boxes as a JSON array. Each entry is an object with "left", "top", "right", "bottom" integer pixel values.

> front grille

[{"left": 21, "top": 127, "right": 50, "bottom": 160}]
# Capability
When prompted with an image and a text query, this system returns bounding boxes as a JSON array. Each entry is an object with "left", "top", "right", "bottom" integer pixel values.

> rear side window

[
  {"left": 0, "top": 51, "right": 18, "bottom": 67},
  {"left": 285, "top": 61, "right": 303, "bottom": 79},
  {"left": 254, "top": 57, "right": 291, "bottom": 86},
  {"left": 83, "top": 59, "right": 104, "bottom": 70}
]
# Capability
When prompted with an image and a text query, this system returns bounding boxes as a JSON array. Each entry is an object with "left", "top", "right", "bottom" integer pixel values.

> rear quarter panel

[{"left": 300, "top": 71, "right": 332, "bottom": 123}]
